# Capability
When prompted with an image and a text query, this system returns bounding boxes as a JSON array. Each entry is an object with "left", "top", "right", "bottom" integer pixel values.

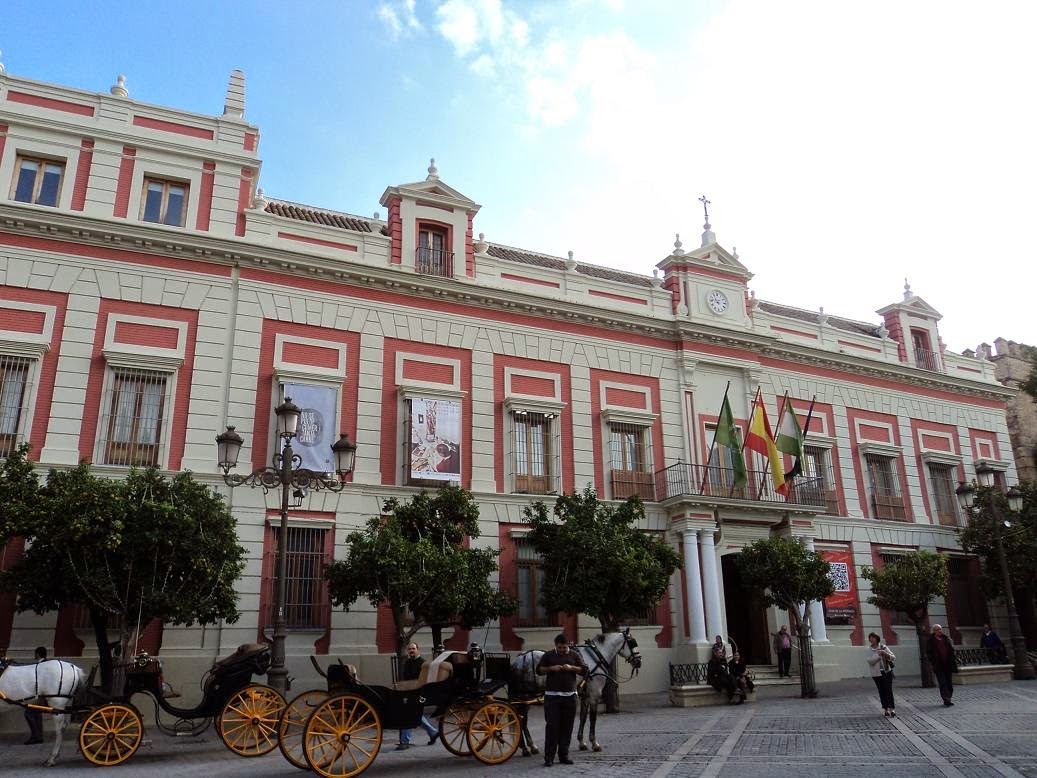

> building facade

[
  {"left": 984, "top": 338, "right": 1037, "bottom": 484},
  {"left": 0, "top": 66, "right": 1017, "bottom": 697}
]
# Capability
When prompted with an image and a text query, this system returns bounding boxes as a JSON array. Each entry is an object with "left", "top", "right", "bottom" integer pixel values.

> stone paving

[{"left": 1, "top": 678, "right": 1035, "bottom": 777}]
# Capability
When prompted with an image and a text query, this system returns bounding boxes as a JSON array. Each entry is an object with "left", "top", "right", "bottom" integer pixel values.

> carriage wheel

[
  {"left": 79, "top": 703, "right": 144, "bottom": 766},
  {"left": 466, "top": 700, "right": 522, "bottom": 765},
  {"left": 217, "top": 683, "right": 286, "bottom": 757},
  {"left": 439, "top": 702, "right": 476, "bottom": 756},
  {"left": 303, "top": 693, "right": 382, "bottom": 778},
  {"left": 279, "top": 689, "right": 329, "bottom": 769}
]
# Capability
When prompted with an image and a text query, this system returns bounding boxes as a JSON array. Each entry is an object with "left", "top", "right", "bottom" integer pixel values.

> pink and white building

[{"left": 0, "top": 64, "right": 1016, "bottom": 695}]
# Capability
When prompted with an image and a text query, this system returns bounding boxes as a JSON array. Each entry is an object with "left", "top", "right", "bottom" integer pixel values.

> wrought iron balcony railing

[
  {"left": 415, "top": 247, "right": 453, "bottom": 277},
  {"left": 914, "top": 346, "right": 942, "bottom": 372},
  {"left": 655, "top": 463, "right": 827, "bottom": 508}
]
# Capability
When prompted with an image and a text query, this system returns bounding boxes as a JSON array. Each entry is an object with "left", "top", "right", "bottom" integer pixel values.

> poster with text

[
  {"left": 822, "top": 548, "right": 859, "bottom": 624},
  {"left": 410, "top": 397, "right": 462, "bottom": 482},
  {"left": 283, "top": 383, "right": 338, "bottom": 473}
]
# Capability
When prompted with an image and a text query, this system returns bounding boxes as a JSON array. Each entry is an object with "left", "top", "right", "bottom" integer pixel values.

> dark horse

[{"left": 508, "top": 629, "right": 642, "bottom": 755}]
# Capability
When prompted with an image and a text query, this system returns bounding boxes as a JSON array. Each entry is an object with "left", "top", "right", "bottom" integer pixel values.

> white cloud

[{"left": 378, "top": 0, "right": 422, "bottom": 39}]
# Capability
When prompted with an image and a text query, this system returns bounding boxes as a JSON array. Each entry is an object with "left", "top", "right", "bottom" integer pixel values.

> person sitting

[
  {"left": 980, "top": 623, "right": 1007, "bottom": 662},
  {"left": 728, "top": 651, "right": 751, "bottom": 704},
  {"left": 706, "top": 653, "right": 735, "bottom": 701}
]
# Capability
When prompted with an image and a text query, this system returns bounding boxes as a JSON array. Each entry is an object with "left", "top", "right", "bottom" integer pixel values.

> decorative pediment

[
  {"left": 656, "top": 241, "right": 753, "bottom": 282},
  {"left": 379, "top": 161, "right": 480, "bottom": 213}
]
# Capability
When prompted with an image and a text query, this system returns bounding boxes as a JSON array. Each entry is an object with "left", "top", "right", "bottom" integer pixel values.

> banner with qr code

[{"left": 822, "top": 548, "right": 859, "bottom": 623}]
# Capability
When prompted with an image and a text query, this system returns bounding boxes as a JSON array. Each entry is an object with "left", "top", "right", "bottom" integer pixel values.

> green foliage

[
  {"left": 0, "top": 444, "right": 40, "bottom": 542},
  {"left": 861, "top": 551, "right": 948, "bottom": 624},
  {"left": 1, "top": 463, "right": 246, "bottom": 688},
  {"left": 958, "top": 481, "right": 1037, "bottom": 599},
  {"left": 736, "top": 537, "right": 834, "bottom": 633},
  {"left": 523, "top": 488, "right": 682, "bottom": 631},
  {"left": 324, "top": 485, "right": 515, "bottom": 653}
]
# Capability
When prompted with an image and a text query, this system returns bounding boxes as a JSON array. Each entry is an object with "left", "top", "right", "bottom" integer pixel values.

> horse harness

[
  {"left": 0, "top": 658, "right": 81, "bottom": 707},
  {"left": 580, "top": 633, "right": 639, "bottom": 686}
]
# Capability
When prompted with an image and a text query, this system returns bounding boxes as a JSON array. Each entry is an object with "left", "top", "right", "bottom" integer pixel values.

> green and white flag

[
  {"left": 775, "top": 393, "right": 806, "bottom": 480},
  {"left": 715, "top": 391, "right": 747, "bottom": 488}
]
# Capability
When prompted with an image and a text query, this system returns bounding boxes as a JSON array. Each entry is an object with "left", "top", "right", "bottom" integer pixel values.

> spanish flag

[{"left": 743, "top": 393, "right": 787, "bottom": 496}]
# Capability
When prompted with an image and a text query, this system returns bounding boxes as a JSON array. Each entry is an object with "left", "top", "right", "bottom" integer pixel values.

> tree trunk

[
  {"left": 796, "top": 623, "right": 818, "bottom": 698},
  {"left": 1013, "top": 586, "right": 1037, "bottom": 650},
  {"left": 90, "top": 606, "right": 113, "bottom": 694},
  {"left": 601, "top": 622, "right": 619, "bottom": 713},
  {"left": 916, "top": 623, "right": 934, "bottom": 688},
  {"left": 431, "top": 623, "right": 444, "bottom": 652}
]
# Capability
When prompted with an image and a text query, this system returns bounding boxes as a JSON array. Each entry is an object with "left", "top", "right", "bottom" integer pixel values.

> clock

[{"left": 706, "top": 289, "right": 729, "bottom": 314}]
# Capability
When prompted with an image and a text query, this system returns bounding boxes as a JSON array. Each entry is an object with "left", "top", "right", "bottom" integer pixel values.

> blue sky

[{"left": 3, "top": 0, "right": 1035, "bottom": 351}]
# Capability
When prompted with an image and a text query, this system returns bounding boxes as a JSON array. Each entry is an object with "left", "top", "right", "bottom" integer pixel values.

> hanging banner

[
  {"left": 283, "top": 383, "right": 338, "bottom": 473},
  {"left": 410, "top": 397, "right": 462, "bottom": 482},
  {"left": 822, "top": 548, "right": 859, "bottom": 624}
]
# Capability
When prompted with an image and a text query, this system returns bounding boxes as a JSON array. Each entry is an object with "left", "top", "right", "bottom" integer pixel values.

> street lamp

[
  {"left": 955, "top": 468, "right": 1035, "bottom": 681},
  {"left": 216, "top": 399, "right": 357, "bottom": 693}
]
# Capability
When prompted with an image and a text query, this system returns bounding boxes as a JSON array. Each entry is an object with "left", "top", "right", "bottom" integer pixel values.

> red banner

[{"left": 822, "top": 548, "right": 858, "bottom": 624}]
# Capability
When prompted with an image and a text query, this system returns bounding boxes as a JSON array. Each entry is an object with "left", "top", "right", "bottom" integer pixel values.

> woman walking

[{"left": 866, "top": 632, "right": 896, "bottom": 717}]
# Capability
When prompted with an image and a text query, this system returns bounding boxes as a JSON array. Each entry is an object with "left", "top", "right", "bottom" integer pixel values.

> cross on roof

[{"left": 699, "top": 195, "right": 711, "bottom": 227}]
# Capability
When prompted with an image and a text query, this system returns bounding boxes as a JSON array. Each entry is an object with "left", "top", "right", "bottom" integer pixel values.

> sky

[{"left": 2, "top": 0, "right": 1034, "bottom": 352}]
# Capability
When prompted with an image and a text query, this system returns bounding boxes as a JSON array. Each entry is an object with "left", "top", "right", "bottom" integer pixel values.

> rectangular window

[
  {"left": 102, "top": 369, "right": 168, "bottom": 466},
  {"left": 947, "top": 557, "right": 987, "bottom": 627},
  {"left": 416, "top": 227, "right": 451, "bottom": 276},
  {"left": 513, "top": 411, "right": 554, "bottom": 495},
  {"left": 928, "top": 463, "right": 959, "bottom": 526},
  {"left": 0, "top": 356, "right": 30, "bottom": 458},
  {"left": 802, "top": 445, "right": 839, "bottom": 514},
  {"left": 878, "top": 553, "right": 915, "bottom": 624},
  {"left": 705, "top": 423, "right": 743, "bottom": 497},
  {"left": 264, "top": 525, "right": 330, "bottom": 631},
  {"left": 866, "top": 454, "right": 906, "bottom": 520},
  {"left": 12, "top": 157, "right": 64, "bottom": 207},
  {"left": 141, "top": 178, "right": 188, "bottom": 226},
  {"left": 609, "top": 422, "right": 654, "bottom": 500},
  {"left": 515, "top": 538, "right": 551, "bottom": 627}
]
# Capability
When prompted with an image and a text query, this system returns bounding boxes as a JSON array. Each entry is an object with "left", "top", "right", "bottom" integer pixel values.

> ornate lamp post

[
  {"left": 955, "top": 466, "right": 1035, "bottom": 681},
  {"left": 216, "top": 398, "right": 357, "bottom": 693}
]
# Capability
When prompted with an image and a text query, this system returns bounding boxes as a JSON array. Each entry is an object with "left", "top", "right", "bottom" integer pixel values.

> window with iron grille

[
  {"left": 141, "top": 178, "right": 188, "bottom": 226},
  {"left": 0, "top": 356, "right": 31, "bottom": 458},
  {"left": 12, "top": 156, "right": 64, "bottom": 207},
  {"left": 866, "top": 454, "right": 906, "bottom": 520},
  {"left": 101, "top": 369, "right": 168, "bottom": 467},
  {"left": 927, "top": 463, "right": 959, "bottom": 526},
  {"left": 609, "top": 422, "right": 654, "bottom": 500},
  {"left": 705, "top": 423, "right": 743, "bottom": 496},
  {"left": 416, "top": 226, "right": 451, "bottom": 276},
  {"left": 947, "top": 557, "right": 987, "bottom": 626},
  {"left": 878, "top": 553, "right": 915, "bottom": 624},
  {"left": 264, "top": 525, "right": 331, "bottom": 631},
  {"left": 512, "top": 411, "right": 556, "bottom": 495},
  {"left": 515, "top": 537, "right": 551, "bottom": 627},
  {"left": 803, "top": 445, "right": 839, "bottom": 514}
]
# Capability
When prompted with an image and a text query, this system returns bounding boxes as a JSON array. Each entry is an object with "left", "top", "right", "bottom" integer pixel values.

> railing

[
  {"left": 612, "top": 469, "right": 656, "bottom": 501},
  {"left": 956, "top": 647, "right": 1010, "bottom": 667},
  {"left": 655, "top": 463, "right": 827, "bottom": 508},
  {"left": 871, "top": 490, "right": 907, "bottom": 521},
  {"left": 914, "top": 347, "right": 942, "bottom": 372},
  {"left": 415, "top": 247, "right": 453, "bottom": 277},
  {"left": 669, "top": 662, "right": 710, "bottom": 686}
]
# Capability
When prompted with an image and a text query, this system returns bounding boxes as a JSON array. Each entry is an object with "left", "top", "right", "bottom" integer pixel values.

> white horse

[
  {"left": 509, "top": 628, "right": 642, "bottom": 755},
  {"left": 0, "top": 658, "right": 87, "bottom": 767}
]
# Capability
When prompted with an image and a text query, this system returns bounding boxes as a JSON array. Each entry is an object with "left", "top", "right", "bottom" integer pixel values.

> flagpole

[
  {"left": 699, "top": 381, "right": 729, "bottom": 495},
  {"left": 734, "top": 386, "right": 760, "bottom": 498}
]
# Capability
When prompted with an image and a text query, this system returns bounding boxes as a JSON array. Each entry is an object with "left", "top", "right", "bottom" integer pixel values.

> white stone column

[
  {"left": 682, "top": 529, "right": 707, "bottom": 643},
  {"left": 699, "top": 528, "right": 723, "bottom": 639},
  {"left": 805, "top": 537, "right": 829, "bottom": 642}
]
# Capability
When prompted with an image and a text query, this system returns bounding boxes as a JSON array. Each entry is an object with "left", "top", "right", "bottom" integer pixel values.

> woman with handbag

[{"left": 866, "top": 632, "right": 896, "bottom": 717}]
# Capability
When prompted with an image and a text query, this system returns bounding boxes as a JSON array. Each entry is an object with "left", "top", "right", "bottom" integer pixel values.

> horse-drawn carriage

[
  {"left": 279, "top": 645, "right": 525, "bottom": 777},
  {"left": 0, "top": 643, "right": 285, "bottom": 767}
]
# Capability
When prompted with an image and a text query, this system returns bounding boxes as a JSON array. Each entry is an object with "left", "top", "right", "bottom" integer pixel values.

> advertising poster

[
  {"left": 822, "top": 548, "right": 859, "bottom": 624},
  {"left": 283, "top": 383, "right": 338, "bottom": 473},
  {"left": 410, "top": 397, "right": 462, "bottom": 482}
]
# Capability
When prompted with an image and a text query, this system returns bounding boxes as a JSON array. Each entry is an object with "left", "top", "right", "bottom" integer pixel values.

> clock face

[{"left": 706, "top": 289, "right": 729, "bottom": 314}]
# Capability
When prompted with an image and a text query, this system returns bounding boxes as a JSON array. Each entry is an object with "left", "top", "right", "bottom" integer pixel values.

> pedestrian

[
  {"left": 706, "top": 650, "right": 734, "bottom": 701},
  {"left": 866, "top": 632, "right": 896, "bottom": 718},
  {"left": 395, "top": 642, "right": 439, "bottom": 750},
  {"left": 24, "top": 646, "right": 47, "bottom": 745},
  {"left": 772, "top": 624, "right": 792, "bottom": 677},
  {"left": 926, "top": 624, "right": 958, "bottom": 706},
  {"left": 728, "top": 650, "right": 752, "bottom": 704},
  {"left": 535, "top": 633, "right": 586, "bottom": 768},
  {"left": 711, "top": 634, "right": 727, "bottom": 660},
  {"left": 980, "top": 623, "right": 1006, "bottom": 662}
]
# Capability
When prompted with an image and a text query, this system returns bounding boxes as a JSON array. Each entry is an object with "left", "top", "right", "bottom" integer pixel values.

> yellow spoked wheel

[
  {"left": 466, "top": 700, "right": 521, "bottom": 765},
  {"left": 303, "top": 693, "right": 382, "bottom": 778},
  {"left": 217, "top": 683, "right": 286, "bottom": 757},
  {"left": 439, "top": 702, "right": 476, "bottom": 756},
  {"left": 279, "top": 689, "right": 329, "bottom": 769},
  {"left": 79, "top": 703, "right": 144, "bottom": 766}
]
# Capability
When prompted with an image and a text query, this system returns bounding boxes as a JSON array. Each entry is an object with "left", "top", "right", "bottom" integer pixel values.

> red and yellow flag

[{"left": 743, "top": 394, "right": 787, "bottom": 495}]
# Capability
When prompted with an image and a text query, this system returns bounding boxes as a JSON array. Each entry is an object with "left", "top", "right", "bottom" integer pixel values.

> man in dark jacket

[
  {"left": 536, "top": 634, "right": 586, "bottom": 767},
  {"left": 396, "top": 643, "right": 439, "bottom": 749},
  {"left": 926, "top": 624, "right": 958, "bottom": 706}
]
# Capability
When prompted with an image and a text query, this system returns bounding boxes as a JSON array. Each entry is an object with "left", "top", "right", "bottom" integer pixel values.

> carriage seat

[
  {"left": 211, "top": 643, "right": 268, "bottom": 673},
  {"left": 394, "top": 658, "right": 453, "bottom": 692}
]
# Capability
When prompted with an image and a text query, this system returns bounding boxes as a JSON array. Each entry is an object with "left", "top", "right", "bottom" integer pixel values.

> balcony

[
  {"left": 415, "top": 247, "right": 453, "bottom": 277},
  {"left": 871, "top": 489, "right": 907, "bottom": 521},
  {"left": 914, "top": 346, "right": 942, "bottom": 372},
  {"left": 611, "top": 469, "right": 656, "bottom": 501},
  {"left": 655, "top": 463, "right": 827, "bottom": 509}
]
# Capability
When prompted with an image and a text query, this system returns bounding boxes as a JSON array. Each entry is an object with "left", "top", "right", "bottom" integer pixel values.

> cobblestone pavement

[{"left": 2, "top": 678, "right": 1035, "bottom": 777}]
